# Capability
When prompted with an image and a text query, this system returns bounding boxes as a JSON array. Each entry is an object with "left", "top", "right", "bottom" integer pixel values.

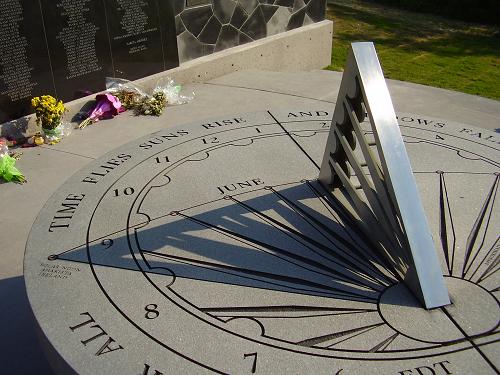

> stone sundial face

[{"left": 24, "top": 107, "right": 499, "bottom": 374}]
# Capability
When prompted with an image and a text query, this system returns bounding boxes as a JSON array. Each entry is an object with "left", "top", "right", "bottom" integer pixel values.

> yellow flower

[{"left": 31, "top": 95, "right": 66, "bottom": 129}]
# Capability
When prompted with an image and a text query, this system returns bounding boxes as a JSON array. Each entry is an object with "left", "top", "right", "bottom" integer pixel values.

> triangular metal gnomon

[{"left": 319, "top": 42, "right": 450, "bottom": 309}]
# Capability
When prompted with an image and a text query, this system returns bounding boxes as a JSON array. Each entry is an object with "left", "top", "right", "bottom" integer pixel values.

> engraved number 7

[{"left": 243, "top": 352, "right": 257, "bottom": 373}]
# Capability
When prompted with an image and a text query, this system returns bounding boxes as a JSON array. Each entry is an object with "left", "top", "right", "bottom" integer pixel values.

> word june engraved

[
  {"left": 217, "top": 178, "right": 265, "bottom": 195},
  {"left": 69, "top": 312, "right": 124, "bottom": 356}
]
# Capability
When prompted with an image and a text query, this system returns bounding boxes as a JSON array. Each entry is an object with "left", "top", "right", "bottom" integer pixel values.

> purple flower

[{"left": 79, "top": 94, "right": 125, "bottom": 129}]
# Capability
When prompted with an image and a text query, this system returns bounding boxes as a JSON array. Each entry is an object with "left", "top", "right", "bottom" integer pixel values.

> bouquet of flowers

[
  {"left": 106, "top": 77, "right": 194, "bottom": 117},
  {"left": 76, "top": 77, "right": 194, "bottom": 129},
  {"left": 135, "top": 91, "right": 167, "bottom": 116},
  {"left": 78, "top": 94, "right": 125, "bottom": 129},
  {"left": 0, "top": 137, "right": 25, "bottom": 183},
  {"left": 31, "top": 95, "right": 69, "bottom": 144}
]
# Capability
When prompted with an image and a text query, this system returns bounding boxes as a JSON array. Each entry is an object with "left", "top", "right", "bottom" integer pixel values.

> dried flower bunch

[
  {"left": 136, "top": 91, "right": 167, "bottom": 116},
  {"left": 113, "top": 90, "right": 141, "bottom": 110},
  {"left": 31, "top": 95, "right": 66, "bottom": 129}
]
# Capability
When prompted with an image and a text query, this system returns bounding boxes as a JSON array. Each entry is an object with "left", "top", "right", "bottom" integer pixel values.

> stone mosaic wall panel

[{"left": 175, "top": 0, "right": 326, "bottom": 63}]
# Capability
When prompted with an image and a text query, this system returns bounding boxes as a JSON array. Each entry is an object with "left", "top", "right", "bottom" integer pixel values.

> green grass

[{"left": 325, "top": 0, "right": 500, "bottom": 100}]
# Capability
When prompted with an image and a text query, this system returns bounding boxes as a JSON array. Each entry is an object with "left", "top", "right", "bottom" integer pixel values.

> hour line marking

[
  {"left": 296, "top": 322, "right": 384, "bottom": 347},
  {"left": 268, "top": 111, "right": 320, "bottom": 170}
]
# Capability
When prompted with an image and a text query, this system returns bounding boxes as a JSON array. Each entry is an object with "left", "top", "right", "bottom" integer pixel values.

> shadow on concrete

[
  {"left": 56, "top": 181, "right": 405, "bottom": 307},
  {"left": 0, "top": 276, "right": 54, "bottom": 374}
]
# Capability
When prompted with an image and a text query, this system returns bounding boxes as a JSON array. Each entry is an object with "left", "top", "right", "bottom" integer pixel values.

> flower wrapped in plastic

[
  {"left": 135, "top": 91, "right": 167, "bottom": 116},
  {"left": 106, "top": 78, "right": 145, "bottom": 110},
  {"left": 154, "top": 76, "right": 194, "bottom": 106},
  {"left": 0, "top": 138, "right": 26, "bottom": 183},
  {"left": 105, "top": 77, "right": 194, "bottom": 117},
  {"left": 79, "top": 93, "right": 125, "bottom": 129}
]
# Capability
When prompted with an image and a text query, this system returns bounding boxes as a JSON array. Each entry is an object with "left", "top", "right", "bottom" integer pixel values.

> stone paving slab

[
  {"left": 210, "top": 69, "right": 500, "bottom": 130},
  {"left": 0, "top": 69, "right": 499, "bottom": 374}
]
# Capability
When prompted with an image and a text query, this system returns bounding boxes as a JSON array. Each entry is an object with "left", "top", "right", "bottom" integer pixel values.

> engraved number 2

[{"left": 202, "top": 137, "right": 219, "bottom": 144}]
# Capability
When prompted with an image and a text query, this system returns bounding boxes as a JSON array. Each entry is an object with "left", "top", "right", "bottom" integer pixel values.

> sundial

[{"left": 24, "top": 43, "right": 499, "bottom": 374}]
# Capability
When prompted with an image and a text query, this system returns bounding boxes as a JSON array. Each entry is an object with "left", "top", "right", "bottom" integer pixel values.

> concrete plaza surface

[{"left": 1, "top": 69, "right": 499, "bottom": 374}]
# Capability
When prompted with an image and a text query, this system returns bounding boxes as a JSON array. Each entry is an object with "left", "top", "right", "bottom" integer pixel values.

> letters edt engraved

[{"left": 399, "top": 360, "right": 453, "bottom": 375}]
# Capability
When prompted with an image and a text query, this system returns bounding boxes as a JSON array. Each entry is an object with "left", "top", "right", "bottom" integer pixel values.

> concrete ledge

[
  {"left": 163, "top": 20, "right": 333, "bottom": 85},
  {"left": 0, "top": 21, "right": 333, "bottom": 138}
]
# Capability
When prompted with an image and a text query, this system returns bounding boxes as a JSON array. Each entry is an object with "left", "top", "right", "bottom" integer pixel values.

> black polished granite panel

[
  {"left": 0, "top": 0, "right": 178, "bottom": 123},
  {"left": 40, "top": 0, "right": 112, "bottom": 101},
  {"left": 106, "top": 0, "right": 178, "bottom": 79},
  {"left": 0, "top": 0, "right": 55, "bottom": 123}
]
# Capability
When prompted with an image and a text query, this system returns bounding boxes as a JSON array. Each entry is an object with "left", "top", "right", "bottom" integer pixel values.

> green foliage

[
  {"left": 365, "top": 0, "right": 500, "bottom": 25},
  {"left": 325, "top": 0, "right": 500, "bottom": 100}
]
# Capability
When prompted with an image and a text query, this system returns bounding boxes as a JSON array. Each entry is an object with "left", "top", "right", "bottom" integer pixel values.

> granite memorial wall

[
  {"left": 0, "top": 0, "right": 326, "bottom": 123},
  {"left": 0, "top": 0, "right": 178, "bottom": 123}
]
